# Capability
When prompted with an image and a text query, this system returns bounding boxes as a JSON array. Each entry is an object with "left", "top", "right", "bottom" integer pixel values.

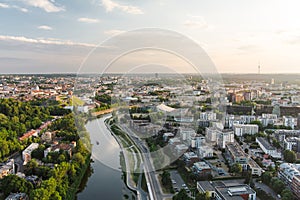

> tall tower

[{"left": 258, "top": 63, "right": 261, "bottom": 74}]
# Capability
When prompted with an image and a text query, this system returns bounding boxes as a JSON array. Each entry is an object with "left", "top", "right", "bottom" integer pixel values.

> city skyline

[{"left": 1, "top": 0, "right": 300, "bottom": 73}]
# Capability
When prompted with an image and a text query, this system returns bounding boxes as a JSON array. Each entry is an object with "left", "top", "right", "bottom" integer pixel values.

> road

[
  {"left": 121, "top": 124, "right": 174, "bottom": 200},
  {"left": 254, "top": 180, "right": 280, "bottom": 200}
]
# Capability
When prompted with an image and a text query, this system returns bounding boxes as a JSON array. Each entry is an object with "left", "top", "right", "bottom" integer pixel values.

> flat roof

[
  {"left": 197, "top": 181, "right": 215, "bottom": 192},
  {"left": 226, "top": 142, "right": 247, "bottom": 158},
  {"left": 256, "top": 137, "right": 275, "bottom": 150},
  {"left": 215, "top": 184, "right": 255, "bottom": 200}
]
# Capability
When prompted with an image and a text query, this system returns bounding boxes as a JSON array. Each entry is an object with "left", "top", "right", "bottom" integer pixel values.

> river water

[{"left": 77, "top": 115, "right": 133, "bottom": 200}]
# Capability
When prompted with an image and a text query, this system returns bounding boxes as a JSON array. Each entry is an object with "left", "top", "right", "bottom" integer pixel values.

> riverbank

[
  {"left": 91, "top": 108, "right": 113, "bottom": 116},
  {"left": 104, "top": 118, "right": 140, "bottom": 192},
  {"left": 77, "top": 116, "right": 134, "bottom": 200},
  {"left": 69, "top": 154, "right": 91, "bottom": 200}
]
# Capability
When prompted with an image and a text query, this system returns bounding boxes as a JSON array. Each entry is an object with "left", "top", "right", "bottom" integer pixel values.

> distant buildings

[
  {"left": 283, "top": 116, "right": 296, "bottom": 129},
  {"left": 22, "top": 143, "right": 39, "bottom": 165},
  {"left": 256, "top": 137, "right": 281, "bottom": 158},
  {"left": 240, "top": 115, "right": 256, "bottom": 124},
  {"left": 233, "top": 124, "right": 259, "bottom": 136},
  {"left": 200, "top": 112, "right": 217, "bottom": 121},
  {"left": 197, "top": 181, "right": 256, "bottom": 200},
  {"left": 258, "top": 113, "right": 277, "bottom": 127}
]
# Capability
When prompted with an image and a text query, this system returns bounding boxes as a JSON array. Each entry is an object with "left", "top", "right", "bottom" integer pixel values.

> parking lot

[{"left": 169, "top": 170, "right": 190, "bottom": 193}]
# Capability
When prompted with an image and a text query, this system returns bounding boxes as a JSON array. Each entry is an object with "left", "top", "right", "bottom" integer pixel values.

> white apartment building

[
  {"left": 240, "top": 115, "right": 256, "bottom": 124},
  {"left": 197, "top": 145, "right": 214, "bottom": 158},
  {"left": 278, "top": 163, "right": 300, "bottom": 184},
  {"left": 233, "top": 124, "right": 259, "bottom": 136},
  {"left": 256, "top": 137, "right": 281, "bottom": 158},
  {"left": 217, "top": 130, "right": 234, "bottom": 149},
  {"left": 200, "top": 112, "right": 217, "bottom": 121},
  {"left": 283, "top": 116, "right": 296, "bottom": 129},
  {"left": 258, "top": 113, "right": 277, "bottom": 127},
  {"left": 206, "top": 127, "right": 220, "bottom": 142},
  {"left": 22, "top": 143, "right": 39, "bottom": 165}
]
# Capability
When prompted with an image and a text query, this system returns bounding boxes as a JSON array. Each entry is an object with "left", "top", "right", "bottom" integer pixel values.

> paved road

[{"left": 121, "top": 124, "right": 174, "bottom": 200}]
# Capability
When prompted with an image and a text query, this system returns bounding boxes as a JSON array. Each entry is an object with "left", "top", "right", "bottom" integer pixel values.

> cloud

[
  {"left": 15, "top": 7, "right": 29, "bottom": 13},
  {"left": 38, "top": 25, "right": 53, "bottom": 30},
  {"left": 78, "top": 17, "right": 100, "bottom": 24},
  {"left": 184, "top": 15, "right": 209, "bottom": 30},
  {"left": 101, "top": 0, "right": 143, "bottom": 15},
  {"left": 0, "top": 3, "right": 10, "bottom": 8},
  {"left": 0, "top": 35, "right": 96, "bottom": 47},
  {"left": 22, "top": 0, "right": 65, "bottom": 12},
  {"left": 104, "top": 29, "right": 125, "bottom": 36},
  {"left": 0, "top": 3, "right": 28, "bottom": 12},
  {"left": 184, "top": 20, "right": 207, "bottom": 29}
]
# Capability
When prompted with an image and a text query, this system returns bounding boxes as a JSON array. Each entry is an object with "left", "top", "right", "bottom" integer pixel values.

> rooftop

[
  {"left": 256, "top": 137, "right": 276, "bottom": 150},
  {"left": 216, "top": 184, "right": 256, "bottom": 200},
  {"left": 226, "top": 142, "right": 247, "bottom": 158}
]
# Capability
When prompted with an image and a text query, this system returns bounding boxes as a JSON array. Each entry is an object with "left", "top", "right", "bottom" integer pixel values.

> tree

[
  {"left": 244, "top": 171, "right": 252, "bottom": 184},
  {"left": 231, "top": 163, "right": 242, "bottom": 174},
  {"left": 160, "top": 170, "right": 172, "bottom": 192},
  {"left": 173, "top": 189, "right": 192, "bottom": 200},
  {"left": 270, "top": 177, "right": 285, "bottom": 194},
  {"left": 0, "top": 175, "right": 33, "bottom": 196},
  {"left": 261, "top": 171, "right": 273, "bottom": 185},
  {"left": 281, "top": 189, "right": 293, "bottom": 200},
  {"left": 283, "top": 150, "right": 296, "bottom": 163},
  {"left": 196, "top": 191, "right": 210, "bottom": 200},
  {"left": 30, "top": 188, "right": 50, "bottom": 200},
  {"left": 72, "top": 152, "right": 85, "bottom": 165},
  {"left": 25, "top": 159, "right": 39, "bottom": 174}
]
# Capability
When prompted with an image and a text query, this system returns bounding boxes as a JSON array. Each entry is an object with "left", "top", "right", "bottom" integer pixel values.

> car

[
  {"left": 172, "top": 180, "right": 177, "bottom": 184},
  {"left": 182, "top": 184, "right": 186, "bottom": 187}
]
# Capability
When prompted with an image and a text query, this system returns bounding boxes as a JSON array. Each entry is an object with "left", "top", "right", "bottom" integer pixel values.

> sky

[{"left": 1, "top": 0, "right": 300, "bottom": 74}]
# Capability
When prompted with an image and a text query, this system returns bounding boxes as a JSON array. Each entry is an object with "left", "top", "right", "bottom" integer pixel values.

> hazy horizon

[{"left": 2, "top": 0, "right": 300, "bottom": 74}]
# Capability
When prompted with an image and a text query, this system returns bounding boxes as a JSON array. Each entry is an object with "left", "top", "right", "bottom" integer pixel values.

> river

[{"left": 77, "top": 115, "right": 134, "bottom": 200}]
